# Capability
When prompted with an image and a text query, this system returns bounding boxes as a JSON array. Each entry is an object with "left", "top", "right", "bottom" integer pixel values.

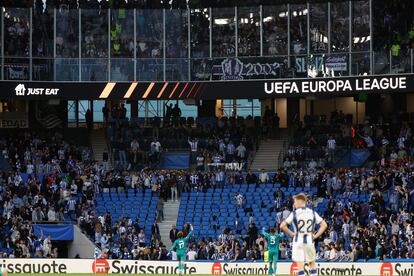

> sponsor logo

[
  {"left": 14, "top": 84, "right": 60, "bottom": 96},
  {"left": 92, "top": 259, "right": 110, "bottom": 274},
  {"left": 290, "top": 262, "right": 299, "bottom": 275},
  {"left": 212, "top": 57, "right": 282, "bottom": 80},
  {"left": 15, "top": 84, "right": 26, "bottom": 96},
  {"left": 0, "top": 260, "right": 67, "bottom": 274},
  {"left": 381, "top": 263, "right": 393, "bottom": 276},
  {"left": 264, "top": 77, "right": 407, "bottom": 94},
  {"left": 212, "top": 262, "right": 222, "bottom": 275}
]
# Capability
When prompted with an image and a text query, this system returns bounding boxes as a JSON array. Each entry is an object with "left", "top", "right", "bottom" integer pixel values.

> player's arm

[
  {"left": 280, "top": 221, "right": 295, "bottom": 237},
  {"left": 184, "top": 224, "right": 194, "bottom": 242},
  {"left": 170, "top": 240, "right": 177, "bottom": 252},
  {"left": 261, "top": 227, "right": 269, "bottom": 238},
  {"left": 314, "top": 220, "right": 328, "bottom": 239},
  {"left": 313, "top": 212, "right": 328, "bottom": 239},
  {"left": 280, "top": 212, "right": 295, "bottom": 237}
]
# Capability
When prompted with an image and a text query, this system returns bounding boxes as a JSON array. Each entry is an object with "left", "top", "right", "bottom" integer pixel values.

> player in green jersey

[
  {"left": 262, "top": 227, "right": 284, "bottom": 276},
  {"left": 169, "top": 224, "right": 194, "bottom": 276}
]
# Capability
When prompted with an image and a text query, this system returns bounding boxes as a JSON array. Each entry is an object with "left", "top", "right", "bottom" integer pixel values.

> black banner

[{"left": 1, "top": 74, "right": 413, "bottom": 100}]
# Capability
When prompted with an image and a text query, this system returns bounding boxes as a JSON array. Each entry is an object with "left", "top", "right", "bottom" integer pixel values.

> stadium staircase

[
  {"left": 90, "top": 129, "right": 108, "bottom": 163},
  {"left": 250, "top": 138, "right": 287, "bottom": 171},
  {"left": 158, "top": 200, "right": 181, "bottom": 247}
]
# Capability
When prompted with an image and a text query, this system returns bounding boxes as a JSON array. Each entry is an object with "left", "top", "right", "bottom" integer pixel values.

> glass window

[
  {"left": 67, "top": 100, "right": 77, "bottom": 124},
  {"left": 237, "top": 7, "right": 260, "bottom": 57},
  {"left": 136, "top": 9, "right": 163, "bottom": 58},
  {"left": 290, "top": 4, "right": 308, "bottom": 55},
  {"left": 111, "top": 9, "right": 134, "bottom": 57},
  {"left": 331, "top": 2, "right": 350, "bottom": 52},
  {"left": 55, "top": 58, "right": 79, "bottom": 81},
  {"left": 4, "top": 58, "right": 29, "bottom": 80},
  {"left": 212, "top": 7, "right": 235, "bottom": 57},
  {"left": 166, "top": 59, "right": 189, "bottom": 81},
  {"left": 4, "top": 8, "right": 30, "bottom": 57},
  {"left": 177, "top": 101, "right": 197, "bottom": 118},
  {"left": 81, "top": 9, "right": 108, "bottom": 58},
  {"left": 93, "top": 100, "right": 105, "bottom": 122},
  {"left": 166, "top": 9, "right": 188, "bottom": 58},
  {"left": 81, "top": 59, "right": 108, "bottom": 81},
  {"left": 56, "top": 8, "right": 79, "bottom": 58},
  {"left": 352, "top": 1, "right": 370, "bottom": 52},
  {"left": 310, "top": 3, "right": 328, "bottom": 53},
  {"left": 137, "top": 59, "right": 163, "bottom": 81},
  {"left": 33, "top": 59, "right": 53, "bottom": 80},
  {"left": 236, "top": 99, "right": 261, "bottom": 117},
  {"left": 263, "top": 5, "right": 288, "bottom": 56},
  {"left": 190, "top": 9, "right": 210, "bottom": 58},
  {"left": 110, "top": 59, "right": 134, "bottom": 81},
  {"left": 32, "top": 6, "right": 54, "bottom": 57},
  {"left": 352, "top": 52, "right": 370, "bottom": 75},
  {"left": 138, "top": 100, "right": 161, "bottom": 118},
  {"left": 78, "top": 100, "right": 91, "bottom": 122}
]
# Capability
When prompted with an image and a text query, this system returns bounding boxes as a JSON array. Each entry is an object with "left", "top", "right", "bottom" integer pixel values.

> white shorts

[{"left": 292, "top": 242, "right": 316, "bottom": 263}]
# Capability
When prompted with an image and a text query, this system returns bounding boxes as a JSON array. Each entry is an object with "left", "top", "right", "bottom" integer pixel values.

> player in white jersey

[{"left": 280, "top": 193, "right": 328, "bottom": 276}]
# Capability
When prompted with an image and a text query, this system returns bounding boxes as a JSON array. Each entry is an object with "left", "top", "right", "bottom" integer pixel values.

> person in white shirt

[
  {"left": 131, "top": 139, "right": 140, "bottom": 153},
  {"left": 235, "top": 143, "right": 246, "bottom": 161},
  {"left": 329, "top": 243, "right": 339, "bottom": 261},
  {"left": 327, "top": 136, "right": 336, "bottom": 158},
  {"left": 47, "top": 207, "right": 56, "bottom": 222},
  {"left": 187, "top": 246, "right": 198, "bottom": 260},
  {"left": 259, "top": 169, "right": 269, "bottom": 183},
  {"left": 308, "top": 159, "right": 317, "bottom": 169},
  {"left": 397, "top": 135, "right": 406, "bottom": 148},
  {"left": 280, "top": 193, "right": 328, "bottom": 276},
  {"left": 26, "top": 161, "right": 34, "bottom": 174}
]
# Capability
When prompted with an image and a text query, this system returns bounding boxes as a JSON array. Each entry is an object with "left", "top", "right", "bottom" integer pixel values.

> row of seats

[
  {"left": 177, "top": 185, "right": 313, "bottom": 238},
  {"left": 96, "top": 190, "right": 158, "bottom": 243}
]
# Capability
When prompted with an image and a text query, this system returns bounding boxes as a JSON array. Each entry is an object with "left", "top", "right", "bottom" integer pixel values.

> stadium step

[
  {"left": 158, "top": 199, "right": 181, "bottom": 248},
  {"left": 90, "top": 129, "right": 109, "bottom": 163},
  {"left": 250, "top": 138, "right": 288, "bottom": 171}
]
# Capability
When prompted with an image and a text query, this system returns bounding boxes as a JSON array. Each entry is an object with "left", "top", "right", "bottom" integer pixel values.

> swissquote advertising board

[
  {"left": 0, "top": 74, "right": 413, "bottom": 100},
  {"left": 1, "top": 258, "right": 414, "bottom": 275}
]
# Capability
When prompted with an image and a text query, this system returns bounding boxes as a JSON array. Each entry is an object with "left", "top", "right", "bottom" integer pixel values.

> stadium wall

[
  {"left": 67, "top": 225, "right": 98, "bottom": 259},
  {"left": 0, "top": 258, "right": 412, "bottom": 275}
]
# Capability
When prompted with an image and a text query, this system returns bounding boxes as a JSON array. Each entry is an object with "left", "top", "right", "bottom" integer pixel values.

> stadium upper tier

[{"left": 0, "top": 0, "right": 412, "bottom": 82}]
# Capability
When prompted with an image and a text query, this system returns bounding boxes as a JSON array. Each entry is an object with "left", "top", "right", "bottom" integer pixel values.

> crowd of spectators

[
  {"left": 106, "top": 107, "right": 258, "bottom": 171},
  {"left": 0, "top": 130, "right": 95, "bottom": 258},
  {"left": 81, "top": 159, "right": 414, "bottom": 262},
  {"left": 285, "top": 111, "right": 414, "bottom": 169},
  {"left": 1, "top": 115, "right": 414, "bottom": 262}
]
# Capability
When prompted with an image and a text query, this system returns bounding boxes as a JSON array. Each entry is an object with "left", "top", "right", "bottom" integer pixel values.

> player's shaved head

[{"left": 270, "top": 228, "right": 276, "bottom": 234}]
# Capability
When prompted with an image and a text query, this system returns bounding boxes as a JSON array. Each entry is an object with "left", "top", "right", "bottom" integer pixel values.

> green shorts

[
  {"left": 268, "top": 251, "right": 279, "bottom": 263},
  {"left": 177, "top": 253, "right": 186, "bottom": 262}
]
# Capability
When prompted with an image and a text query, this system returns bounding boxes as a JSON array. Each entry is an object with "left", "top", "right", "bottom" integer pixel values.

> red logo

[
  {"left": 92, "top": 259, "right": 110, "bottom": 274},
  {"left": 380, "top": 263, "right": 393, "bottom": 276},
  {"left": 212, "top": 262, "right": 222, "bottom": 275},
  {"left": 290, "top": 262, "right": 299, "bottom": 275}
]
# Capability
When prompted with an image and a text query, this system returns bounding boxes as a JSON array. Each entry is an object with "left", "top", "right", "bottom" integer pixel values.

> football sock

[{"left": 269, "top": 264, "right": 273, "bottom": 275}]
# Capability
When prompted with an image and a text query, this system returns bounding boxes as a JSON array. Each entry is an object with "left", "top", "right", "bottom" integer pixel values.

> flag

[{"left": 94, "top": 248, "right": 100, "bottom": 259}]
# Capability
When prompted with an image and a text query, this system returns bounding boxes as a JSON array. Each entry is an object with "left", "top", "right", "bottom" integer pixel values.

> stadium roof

[{"left": 3, "top": 0, "right": 356, "bottom": 9}]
